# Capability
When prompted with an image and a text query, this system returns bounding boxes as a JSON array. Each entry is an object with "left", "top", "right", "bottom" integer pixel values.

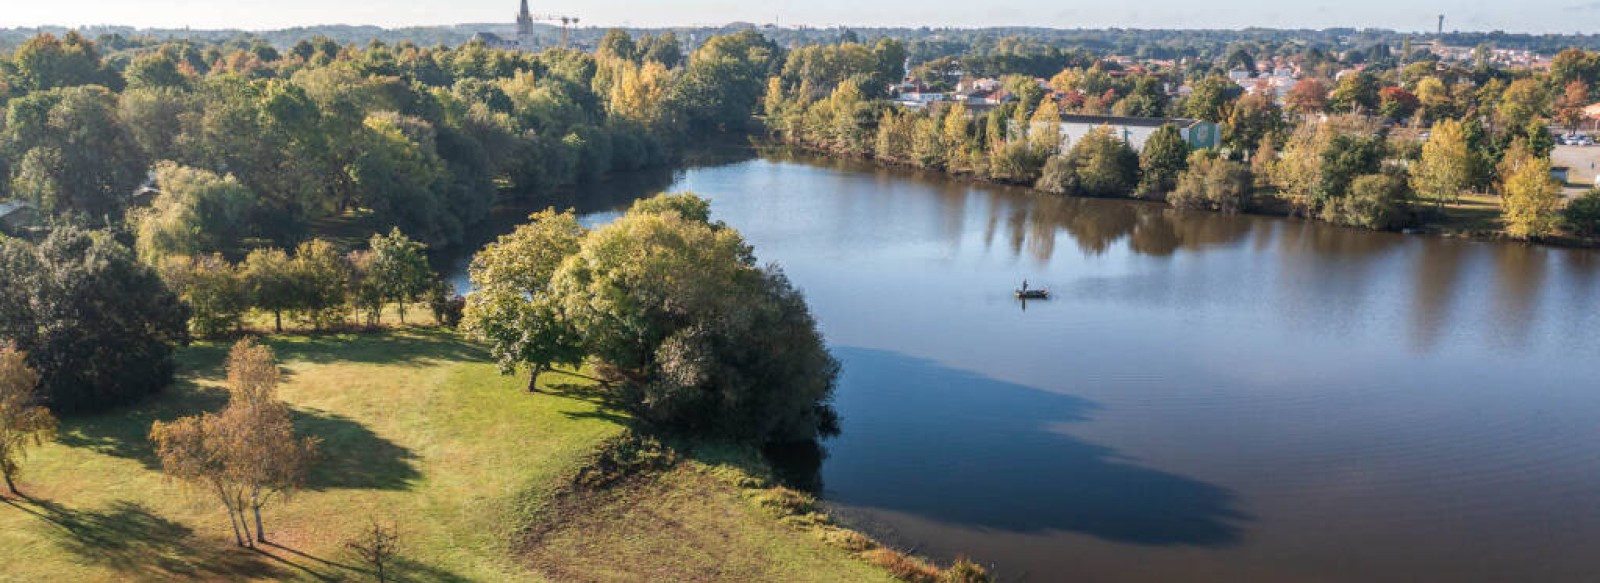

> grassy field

[{"left": 0, "top": 328, "right": 894, "bottom": 582}]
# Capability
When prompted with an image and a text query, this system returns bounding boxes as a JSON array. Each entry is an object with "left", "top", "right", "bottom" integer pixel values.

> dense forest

[{"left": 0, "top": 28, "right": 779, "bottom": 253}]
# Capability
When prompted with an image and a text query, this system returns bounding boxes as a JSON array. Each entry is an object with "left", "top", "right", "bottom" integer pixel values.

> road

[{"left": 1552, "top": 144, "right": 1600, "bottom": 198}]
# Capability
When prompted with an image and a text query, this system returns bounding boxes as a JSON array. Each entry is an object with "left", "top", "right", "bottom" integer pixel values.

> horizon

[{"left": 3, "top": 0, "right": 1595, "bottom": 36}]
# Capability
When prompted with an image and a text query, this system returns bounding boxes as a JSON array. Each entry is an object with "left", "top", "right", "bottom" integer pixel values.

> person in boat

[{"left": 1022, "top": 279, "right": 1029, "bottom": 293}]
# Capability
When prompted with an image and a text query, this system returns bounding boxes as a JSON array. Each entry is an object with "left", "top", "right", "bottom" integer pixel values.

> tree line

[
  {"left": 765, "top": 39, "right": 1600, "bottom": 241},
  {"left": 0, "top": 28, "right": 779, "bottom": 256}
]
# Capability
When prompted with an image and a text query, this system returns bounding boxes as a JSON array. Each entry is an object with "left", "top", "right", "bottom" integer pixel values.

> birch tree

[{"left": 0, "top": 344, "right": 57, "bottom": 496}]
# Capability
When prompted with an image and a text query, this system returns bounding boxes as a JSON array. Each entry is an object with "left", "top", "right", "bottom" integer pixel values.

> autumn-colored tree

[
  {"left": 1499, "top": 149, "right": 1564, "bottom": 240},
  {"left": 151, "top": 338, "right": 318, "bottom": 546},
  {"left": 0, "top": 344, "right": 56, "bottom": 496},
  {"left": 1378, "top": 86, "right": 1420, "bottom": 123},
  {"left": 1251, "top": 135, "right": 1277, "bottom": 189},
  {"left": 1272, "top": 121, "right": 1330, "bottom": 216},
  {"left": 1285, "top": 78, "right": 1329, "bottom": 116},
  {"left": 1411, "top": 119, "right": 1474, "bottom": 207},
  {"left": 1555, "top": 81, "right": 1590, "bottom": 133},
  {"left": 1496, "top": 79, "right": 1549, "bottom": 134}
]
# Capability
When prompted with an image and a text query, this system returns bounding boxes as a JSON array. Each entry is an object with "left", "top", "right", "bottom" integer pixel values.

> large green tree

[
  {"left": 550, "top": 196, "right": 839, "bottom": 443},
  {"left": 0, "top": 228, "right": 190, "bottom": 414},
  {"left": 462, "top": 209, "right": 589, "bottom": 390}
]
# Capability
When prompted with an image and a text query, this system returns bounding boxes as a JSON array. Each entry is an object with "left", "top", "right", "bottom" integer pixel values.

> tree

[
  {"left": 1184, "top": 76, "right": 1242, "bottom": 122},
  {"left": 3, "top": 86, "right": 147, "bottom": 222},
  {"left": 160, "top": 254, "right": 248, "bottom": 338},
  {"left": 1500, "top": 152, "right": 1563, "bottom": 240},
  {"left": 1411, "top": 119, "right": 1474, "bottom": 207},
  {"left": 133, "top": 163, "right": 255, "bottom": 264},
  {"left": 290, "top": 239, "right": 350, "bottom": 331},
  {"left": 1496, "top": 79, "right": 1548, "bottom": 134},
  {"left": 1168, "top": 154, "right": 1253, "bottom": 214},
  {"left": 1337, "top": 173, "right": 1411, "bottom": 230},
  {"left": 1330, "top": 72, "right": 1379, "bottom": 113},
  {"left": 1250, "top": 135, "right": 1277, "bottom": 188},
  {"left": 1555, "top": 81, "right": 1590, "bottom": 133},
  {"left": 462, "top": 209, "right": 588, "bottom": 390},
  {"left": 1285, "top": 78, "right": 1329, "bottom": 116},
  {"left": 0, "top": 228, "right": 190, "bottom": 414},
  {"left": 368, "top": 228, "right": 432, "bottom": 324},
  {"left": 0, "top": 344, "right": 56, "bottom": 496},
  {"left": 1272, "top": 121, "right": 1330, "bottom": 216},
  {"left": 1137, "top": 124, "right": 1190, "bottom": 198},
  {"left": 241, "top": 248, "right": 298, "bottom": 333},
  {"left": 11, "top": 32, "right": 106, "bottom": 91},
  {"left": 1223, "top": 92, "right": 1283, "bottom": 152},
  {"left": 1051, "top": 126, "right": 1139, "bottom": 198},
  {"left": 549, "top": 197, "right": 840, "bottom": 443},
  {"left": 1378, "top": 86, "right": 1420, "bottom": 123},
  {"left": 1565, "top": 189, "right": 1600, "bottom": 237},
  {"left": 640, "top": 32, "right": 683, "bottom": 69},
  {"left": 346, "top": 518, "right": 401, "bottom": 583},
  {"left": 597, "top": 29, "right": 638, "bottom": 62},
  {"left": 150, "top": 338, "right": 317, "bottom": 547}
]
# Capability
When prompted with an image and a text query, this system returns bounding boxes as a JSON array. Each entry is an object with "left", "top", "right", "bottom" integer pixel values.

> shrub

[
  {"left": 943, "top": 557, "right": 994, "bottom": 583},
  {"left": 426, "top": 280, "right": 466, "bottom": 328},
  {"left": 1335, "top": 173, "right": 1412, "bottom": 230},
  {"left": 863, "top": 549, "right": 942, "bottom": 583},
  {"left": 1564, "top": 189, "right": 1600, "bottom": 237},
  {"left": 1168, "top": 155, "right": 1254, "bottom": 214},
  {"left": 1035, "top": 126, "right": 1138, "bottom": 198}
]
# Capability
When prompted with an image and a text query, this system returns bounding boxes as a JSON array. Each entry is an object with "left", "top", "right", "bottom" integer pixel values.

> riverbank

[
  {"left": 763, "top": 141, "right": 1600, "bottom": 250},
  {"left": 0, "top": 328, "right": 934, "bottom": 582}
]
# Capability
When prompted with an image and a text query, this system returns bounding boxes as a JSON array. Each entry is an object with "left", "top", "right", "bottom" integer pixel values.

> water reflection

[
  {"left": 441, "top": 150, "right": 1600, "bottom": 582},
  {"left": 825, "top": 347, "right": 1248, "bottom": 547}
]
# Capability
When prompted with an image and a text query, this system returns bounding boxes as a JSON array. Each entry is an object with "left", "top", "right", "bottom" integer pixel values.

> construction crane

[{"left": 530, "top": 14, "right": 582, "bottom": 49}]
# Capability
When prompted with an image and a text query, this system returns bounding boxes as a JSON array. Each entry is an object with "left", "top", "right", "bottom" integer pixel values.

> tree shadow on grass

[
  {"left": 172, "top": 328, "right": 491, "bottom": 374},
  {"left": 296, "top": 408, "right": 422, "bottom": 491},
  {"left": 2, "top": 496, "right": 283, "bottom": 581},
  {"left": 58, "top": 388, "right": 421, "bottom": 492},
  {"left": 256, "top": 541, "right": 472, "bottom": 583}
]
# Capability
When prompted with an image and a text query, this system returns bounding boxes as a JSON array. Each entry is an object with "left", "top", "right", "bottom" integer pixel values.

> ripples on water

[{"left": 446, "top": 149, "right": 1600, "bottom": 582}]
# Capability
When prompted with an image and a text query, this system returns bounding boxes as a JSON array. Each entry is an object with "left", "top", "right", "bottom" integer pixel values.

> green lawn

[{"left": 0, "top": 329, "right": 892, "bottom": 582}]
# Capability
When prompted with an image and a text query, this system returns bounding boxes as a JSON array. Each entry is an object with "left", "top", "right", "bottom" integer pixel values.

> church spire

[{"left": 520, "top": 0, "right": 531, "bottom": 17}]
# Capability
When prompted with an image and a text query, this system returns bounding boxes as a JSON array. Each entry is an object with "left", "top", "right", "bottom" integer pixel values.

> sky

[{"left": 3, "top": 0, "right": 1596, "bottom": 34}]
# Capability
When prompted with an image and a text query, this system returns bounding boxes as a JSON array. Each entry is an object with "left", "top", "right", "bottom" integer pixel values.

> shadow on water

[{"left": 820, "top": 347, "right": 1248, "bottom": 547}]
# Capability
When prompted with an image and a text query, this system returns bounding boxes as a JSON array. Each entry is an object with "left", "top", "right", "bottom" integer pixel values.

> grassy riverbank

[{"left": 0, "top": 328, "right": 898, "bottom": 582}]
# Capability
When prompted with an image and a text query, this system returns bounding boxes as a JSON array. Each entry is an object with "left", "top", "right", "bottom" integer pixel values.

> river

[{"left": 448, "top": 149, "right": 1600, "bottom": 582}]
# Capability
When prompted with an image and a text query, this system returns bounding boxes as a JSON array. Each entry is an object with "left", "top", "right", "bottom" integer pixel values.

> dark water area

[{"left": 450, "top": 149, "right": 1600, "bottom": 582}]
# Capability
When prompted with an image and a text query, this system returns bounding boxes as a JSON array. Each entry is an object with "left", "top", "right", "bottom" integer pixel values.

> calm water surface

[{"left": 454, "top": 151, "right": 1600, "bottom": 582}]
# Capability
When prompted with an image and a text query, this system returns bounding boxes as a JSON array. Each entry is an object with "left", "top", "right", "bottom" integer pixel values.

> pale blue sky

[{"left": 3, "top": 0, "right": 1595, "bottom": 33}]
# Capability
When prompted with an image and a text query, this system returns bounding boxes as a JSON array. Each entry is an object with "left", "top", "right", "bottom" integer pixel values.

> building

[
  {"left": 474, "top": 1, "right": 537, "bottom": 51},
  {"left": 0, "top": 200, "right": 39, "bottom": 236},
  {"left": 516, "top": 0, "right": 535, "bottom": 49},
  {"left": 1057, "top": 115, "right": 1220, "bottom": 152}
]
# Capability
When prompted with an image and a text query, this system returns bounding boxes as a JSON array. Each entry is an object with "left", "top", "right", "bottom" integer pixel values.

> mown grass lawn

[{"left": 0, "top": 328, "right": 891, "bottom": 582}]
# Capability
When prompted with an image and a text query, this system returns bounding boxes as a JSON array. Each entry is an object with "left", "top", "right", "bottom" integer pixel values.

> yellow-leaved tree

[
  {"left": 151, "top": 338, "right": 319, "bottom": 546},
  {"left": 1410, "top": 119, "right": 1473, "bottom": 207},
  {"left": 1499, "top": 145, "right": 1564, "bottom": 240},
  {"left": 0, "top": 344, "right": 57, "bottom": 496}
]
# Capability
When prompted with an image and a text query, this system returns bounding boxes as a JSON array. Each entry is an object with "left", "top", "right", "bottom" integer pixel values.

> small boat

[{"left": 1016, "top": 288, "right": 1050, "bottom": 299}]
